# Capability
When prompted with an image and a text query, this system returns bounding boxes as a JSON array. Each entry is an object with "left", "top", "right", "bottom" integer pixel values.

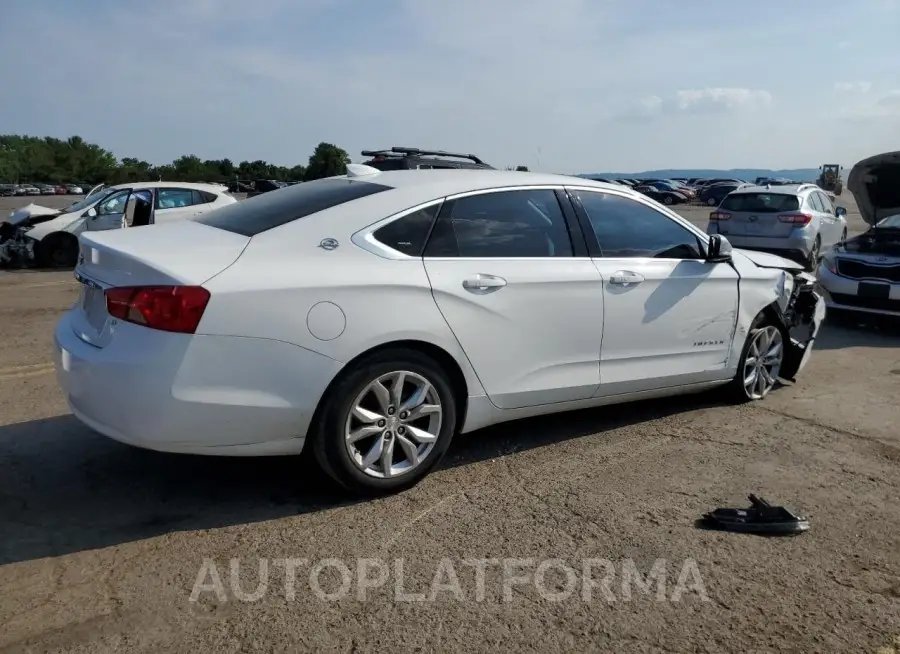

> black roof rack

[
  {"left": 362, "top": 147, "right": 486, "bottom": 165},
  {"left": 360, "top": 150, "right": 405, "bottom": 159}
]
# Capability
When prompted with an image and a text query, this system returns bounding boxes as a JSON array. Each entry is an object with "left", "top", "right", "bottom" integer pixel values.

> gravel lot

[{"left": 0, "top": 192, "right": 898, "bottom": 653}]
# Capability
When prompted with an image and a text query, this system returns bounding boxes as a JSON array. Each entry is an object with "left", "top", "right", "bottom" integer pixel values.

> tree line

[{"left": 0, "top": 135, "right": 352, "bottom": 185}]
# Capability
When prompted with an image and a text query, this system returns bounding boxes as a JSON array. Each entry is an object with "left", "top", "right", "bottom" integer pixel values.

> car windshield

[
  {"left": 63, "top": 189, "right": 113, "bottom": 213},
  {"left": 875, "top": 214, "right": 900, "bottom": 228},
  {"left": 719, "top": 193, "right": 800, "bottom": 213}
]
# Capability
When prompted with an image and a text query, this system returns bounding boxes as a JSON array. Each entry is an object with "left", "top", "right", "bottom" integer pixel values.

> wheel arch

[{"left": 308, "top": 339, "right": 471, "bottom": 438}]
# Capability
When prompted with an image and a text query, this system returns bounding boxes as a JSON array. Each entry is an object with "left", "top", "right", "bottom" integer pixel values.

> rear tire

[
  {"left": 37, "top": 233, "right": 79, "bottom": 268},
  {"left": 805, "top": 236, "right": 821, "bottom": 272},
  {"left": 310, "top": 349, "right": 458, "bottom": 496},
  {"left": 725, "top": 315, "right": 786, "bottom": 403},
  {"left": 706, "top": 197, "right": 717, "bottom": 206},
  {"left": 663, "top": 195, "right": 674, "bottom": 205}
]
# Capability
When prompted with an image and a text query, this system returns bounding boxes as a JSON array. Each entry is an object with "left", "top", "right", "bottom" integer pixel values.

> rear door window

[
  {"left": 193, "top": 178, "right": 392, "bottom": 236},
  {"left": 816, "top": 191, "right": 834, "bottom": 213},
  {"left": 156, "top": 188, "right": 198, "bottom": 209},
  {"left": 719, "top": 193, "right": 800, "bottom": 213},
  {"left": 804, "top": 193, "right": 822, "bottom": 212}
]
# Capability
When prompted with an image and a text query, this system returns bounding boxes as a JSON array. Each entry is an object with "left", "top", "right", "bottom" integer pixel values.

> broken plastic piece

[{"left": 701, "top": 494, "right": 809, "bottom": 535}]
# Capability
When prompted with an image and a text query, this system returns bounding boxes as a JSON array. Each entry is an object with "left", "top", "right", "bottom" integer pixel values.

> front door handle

[
  {"left": 609, "top": 270, "right": 644, "bottom": 286},
  {"left": 462, "top": 274, "right": 507, "bottom": 293}
]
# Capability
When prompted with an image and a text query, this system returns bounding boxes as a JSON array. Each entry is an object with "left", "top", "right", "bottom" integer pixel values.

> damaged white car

[
  {"left": 0, "top": 182, "right": 236, "bottom": 267},
  {"left": 53, "top": 170, "right": 826, "bottom": 494},
  {"left": 818, "top": 151, "right": 900, "bottom": 317}
]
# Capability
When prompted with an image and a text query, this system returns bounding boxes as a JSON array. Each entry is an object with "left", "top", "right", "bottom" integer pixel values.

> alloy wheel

[
  {"left": 742, "top": 326, "right": 783, "bottom": 400},
  {"left": 344, "top": 370, "right": 443, "bottom": 479}
]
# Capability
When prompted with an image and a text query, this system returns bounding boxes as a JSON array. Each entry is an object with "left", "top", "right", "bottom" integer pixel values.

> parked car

[
  {"left": 16, "top": 184, "right": 40, "bottom": 196},
  {"left": 818, "top": 151, "right": 900, "bottom": 317},
  {"left": 633, "top": 184, "right": 689, "bottom": 205},
  {"left": 0, "top": 182, "right": 236, "bottom": 267},
  {"left": 706, "top": 184, "right": 848, "bottom": 270},
  {"left": 52, "top": 167, "right": 825, "bottom": 495},
  {"left": 0, "top": 184, "right": 17, "bottom": 197},
  {"left": 66, "top": 185, "right": 84, "bottom": 194},
  {"left": 699, "top": 182, "right": 750, "bottom": 207},
  {"left": 246, "top": 179, "right": 287, "bottom": 198}
]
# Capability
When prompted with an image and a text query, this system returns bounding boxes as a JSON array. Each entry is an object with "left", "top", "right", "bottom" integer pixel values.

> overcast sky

[{"left": 2, "top": 0, "right": 898, "bottom": 173}]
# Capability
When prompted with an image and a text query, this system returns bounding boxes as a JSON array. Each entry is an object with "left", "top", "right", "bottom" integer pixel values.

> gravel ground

[{"left": 0, "top": 191, "right": 898, "bottom": 653}]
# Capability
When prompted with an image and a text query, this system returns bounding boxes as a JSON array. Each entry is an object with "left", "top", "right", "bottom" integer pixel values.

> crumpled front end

[
  {"left": 779, "top": 271, "right": 826, "bottom": 380},
  {"left": 0, "top": 222, "right": 38, "bottom": 267}
]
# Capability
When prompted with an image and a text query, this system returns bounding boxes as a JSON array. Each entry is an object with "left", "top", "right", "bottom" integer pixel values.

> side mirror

[
  {"left": 86, "top": 207, "right": 97, "bottom": 218},
  {"left": 706, "top": 234, "right": 733, "bottom": 263},
  {"left": 835, "top": 206, "right": 847, "bottom": 217}
]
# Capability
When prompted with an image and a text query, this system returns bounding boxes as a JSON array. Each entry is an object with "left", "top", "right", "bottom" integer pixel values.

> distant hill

[{"left": 576, "top": 168, "right": 823, "bottom": 182}]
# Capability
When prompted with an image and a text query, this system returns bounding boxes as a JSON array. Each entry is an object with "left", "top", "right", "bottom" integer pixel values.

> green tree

[
  {"left": 304, "top": 142, "right": 350, "bottom": 181},
  {"left": 0, "top": 133, "right": 336, "bottom": 187}
]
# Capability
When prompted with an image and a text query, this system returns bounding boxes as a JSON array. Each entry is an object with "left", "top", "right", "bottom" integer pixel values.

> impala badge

[{"left": 319, "top": 238, "right": 339, "bottom": 251}]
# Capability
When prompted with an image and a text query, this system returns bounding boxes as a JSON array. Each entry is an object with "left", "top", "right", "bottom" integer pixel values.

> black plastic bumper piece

[{"left": 701, "top": 494, "right": 809, "bottom": 535}]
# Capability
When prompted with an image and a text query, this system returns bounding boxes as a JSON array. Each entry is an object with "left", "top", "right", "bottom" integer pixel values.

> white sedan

[{"left": 54, "top": 167, "right": 825, "bottom": 495}]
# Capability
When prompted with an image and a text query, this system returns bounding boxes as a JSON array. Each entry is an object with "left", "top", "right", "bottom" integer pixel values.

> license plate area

[
  {"left": 80, "top": 285, "right": 108, "bottom": 331},
  {"left": 858, "top": 281, "right": 890, "bottom": 299}
]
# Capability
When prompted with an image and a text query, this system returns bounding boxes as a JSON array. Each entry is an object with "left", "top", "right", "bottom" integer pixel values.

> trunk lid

[
  {"left": 716, "top": 191, "right": 803, "bottom": 238},
  {"left": 847, "top": 150, "right": 900, "bottom": 225},
  {"left": 71, "top": 221, "right": 250, "bottom": 348}
]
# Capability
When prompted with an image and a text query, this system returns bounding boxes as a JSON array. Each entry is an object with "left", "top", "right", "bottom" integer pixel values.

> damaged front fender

[{"left": 771, "top": 272, "right": 826, "bottom": 381}]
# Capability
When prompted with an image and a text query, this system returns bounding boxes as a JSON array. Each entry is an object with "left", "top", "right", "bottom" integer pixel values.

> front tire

[
  {"left": 725, "top": 317, "right": 785, "bottom": 403},
  {"left": 663, "top": 195, "right": 674, "bottom": 205},
  {"left": 310, "top": 349, "right": 458, "bottom": 496},
  {"left": 706, "top": 197, "right": 718, "bottom": 206},
  {"left": 37, "top": 233, "right": 79, "bottom": 268}
]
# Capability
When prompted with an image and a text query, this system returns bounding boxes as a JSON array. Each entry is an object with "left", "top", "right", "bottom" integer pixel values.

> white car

[
  {"left": 818, "top": 151, "right": 900, "bottom": 317},
  {"left": 66, "top": 185, "right": 84, "bottom": 195},
  {"left": 53, "top": 167, "right": 825, "bottom": 495},
  {"left": 1, "top": 182, "right": 236, "bottom": 267}
]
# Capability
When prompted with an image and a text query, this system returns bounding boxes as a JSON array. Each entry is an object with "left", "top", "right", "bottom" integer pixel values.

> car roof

[
  {"left": 109, "top": 181, "right": 228, "bottom": 192},
  {"left": 341, "top": 168, "right": 626, "bottom": 198}
]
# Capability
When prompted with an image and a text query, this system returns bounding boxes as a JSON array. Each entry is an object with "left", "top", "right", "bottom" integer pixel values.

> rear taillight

[
  {"left": 709, "top": 211, "right": 731, "bottom": 220},
  {"left": 777, "top": 213, "right": 813, "bottom": 225},
  {"left": 105, "top": 286, "right": 210, "bottom": 334}
]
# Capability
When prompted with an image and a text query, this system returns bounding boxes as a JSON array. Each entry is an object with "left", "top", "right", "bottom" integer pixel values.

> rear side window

[
  {"left": 806, "top": 193, "right": 824, "bottom": 212},
  {"left": 193, "top": 178, "right": 392, "bottom": 236},
  {"left": 719, "top": 193, "right": 800, "bottom": 213},
  {"left": 373, "top": 204, "right": 441, "bottom": 256},
  {"left": 196, "top": 190, "right": 219, "bottom": 204}
]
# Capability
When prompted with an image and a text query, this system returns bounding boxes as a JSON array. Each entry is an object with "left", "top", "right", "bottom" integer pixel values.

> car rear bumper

[
  {"left": 706, "top": 228, "right": 815, "bottom": 261},
  {"left": 816, "top": 265, "right": 900, "bottom": 317},
  {"left": 53, "top": 310, "right": 343, "bottom": 455}
]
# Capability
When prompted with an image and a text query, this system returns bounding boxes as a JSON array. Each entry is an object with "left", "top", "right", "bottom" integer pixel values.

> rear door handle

[
  {"left": 462, "top": 274, "right": 507, "bottom": 293},
  {"left": 609, "top": 270, "right": 644, "bottom": 286}
]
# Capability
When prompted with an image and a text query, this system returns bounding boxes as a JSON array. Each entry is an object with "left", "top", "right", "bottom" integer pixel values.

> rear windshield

[
  {"left": 720, "top": 193, "right": 800, "bottom": 213},
  {"left": 193, "top": 178, "right": 392, "bottom": 236}
]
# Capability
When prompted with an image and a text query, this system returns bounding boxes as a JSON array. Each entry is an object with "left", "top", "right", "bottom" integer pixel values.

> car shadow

[
  {"left": 814, "top": 314, "right": 900, "bottom": 350},
  {"left": 0, "top": 392, "right": 725, "bottom": 565}
]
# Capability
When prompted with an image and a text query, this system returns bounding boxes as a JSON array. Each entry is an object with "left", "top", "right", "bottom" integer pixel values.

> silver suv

[{"left": 705, "top": 184, "right": 848, "bottom": 269}]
